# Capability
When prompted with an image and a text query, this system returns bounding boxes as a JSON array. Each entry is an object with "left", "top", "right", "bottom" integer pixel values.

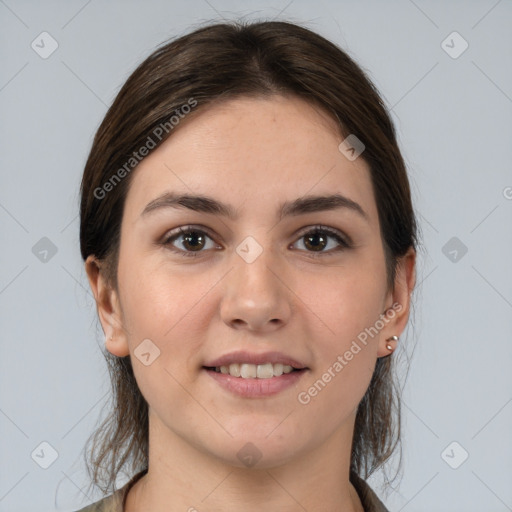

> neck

[{"left": 125, "top": 410, "right": 363, "bottom": 512}]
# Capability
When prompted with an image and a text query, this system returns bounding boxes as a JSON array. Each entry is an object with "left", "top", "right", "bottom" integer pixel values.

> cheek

[
  {"left": 117, "top": 253, "right": 217, "bottom": 365},
  {"left": 116, "top": 263, "right": 213, "bottom": 415},
  {"left": 292, "top": 254, "right": 387, "bottom": 401},
  {"left": 297, "top": 255, "right": 388, "bottom": 343}
]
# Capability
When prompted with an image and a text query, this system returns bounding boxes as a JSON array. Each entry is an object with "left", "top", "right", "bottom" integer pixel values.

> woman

[{"left": 77, "top": 19, "right": 417, "bottom": 512}]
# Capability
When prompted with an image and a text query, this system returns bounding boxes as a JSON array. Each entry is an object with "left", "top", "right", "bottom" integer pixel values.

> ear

[
  {"left": 85, "top": 255, "right": 130, "bottom": 357},
  {"left": 377, "top": 246, "right": 416, "bottom": 357}
]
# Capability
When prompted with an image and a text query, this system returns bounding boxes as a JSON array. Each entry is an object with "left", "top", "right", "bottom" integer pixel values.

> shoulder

[
  {"left": 71, "top": 469, "right": 148, "bottom": 512},
  {"left": 72, "top": 492, "right": 121, "bottom": 512},
  {"left": 350, "top": 471, "right": 391, "bottom": 512}
]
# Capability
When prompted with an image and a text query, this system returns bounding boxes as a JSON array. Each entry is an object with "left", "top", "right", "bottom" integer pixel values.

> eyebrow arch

[{"left": 140, "top": 192, "right": 369, "bottom": 221}]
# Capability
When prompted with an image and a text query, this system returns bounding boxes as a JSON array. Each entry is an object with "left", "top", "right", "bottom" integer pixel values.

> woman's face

[{"left": 90, "top": 95, "right": 414, "bottom": 469}]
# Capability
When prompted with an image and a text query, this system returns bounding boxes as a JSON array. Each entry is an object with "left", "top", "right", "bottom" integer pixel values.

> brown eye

[
  {"left": 292, "top": 226, "right": 351, "bottom": 256},
  {"left": 303, "top": 232, "right": 328, "bottom": 252},
  {"left": 163, "top": 226, "right": 218, "bottom": 258},
  {"left": 180, "top": 231, "right": 206, "bottom": 251}
]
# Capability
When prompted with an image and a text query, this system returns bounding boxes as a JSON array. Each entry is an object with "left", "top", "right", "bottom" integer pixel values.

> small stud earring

[{"left": 386, "top": 335, "right": 399, "bottom": 351}]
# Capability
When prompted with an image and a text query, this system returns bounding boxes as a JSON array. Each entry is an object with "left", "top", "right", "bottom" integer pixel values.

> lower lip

[{"left": 203, "top": 368, "right": 307, "bottom": 397}]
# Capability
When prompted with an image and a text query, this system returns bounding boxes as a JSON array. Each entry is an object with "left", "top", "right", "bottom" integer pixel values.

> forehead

[{"left": 122, "top": 95, "right": 378, "bottom": 226}]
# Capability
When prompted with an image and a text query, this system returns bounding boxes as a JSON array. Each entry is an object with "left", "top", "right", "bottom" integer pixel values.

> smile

[
  {"left": 203, "top": 366, "right": 307, "bottom": 398},
  {"left": 209, "top": 362, "right": 297, "bottom": 379}
]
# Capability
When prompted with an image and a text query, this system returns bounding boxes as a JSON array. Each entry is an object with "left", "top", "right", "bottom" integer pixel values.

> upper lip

[{"left": 204, "top": 350, "right": 308, "bottom": 369}]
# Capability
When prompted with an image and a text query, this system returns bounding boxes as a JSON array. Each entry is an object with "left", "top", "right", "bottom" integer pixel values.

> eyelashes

[
  {"left": 291, "top": 226, "right": 351, "bottom": 256},
  {"left": 162, "top": 226, "right": 219, "bottom": 258},
  {"left": 161, "top": 224, "right": 352, "bottom": 259}
]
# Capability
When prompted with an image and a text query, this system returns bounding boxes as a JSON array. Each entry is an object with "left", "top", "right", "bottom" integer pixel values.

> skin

[{"left": 86, "top": 95, "right": 415, "bottom": 512}]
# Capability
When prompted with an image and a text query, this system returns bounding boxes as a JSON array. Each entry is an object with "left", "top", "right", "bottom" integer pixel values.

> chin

[
  {"left": 209, "top": 425, "right": 308, "bottom": 470},
  {"left": 216, "top": 443, "right": 303, "bottom": 471}
]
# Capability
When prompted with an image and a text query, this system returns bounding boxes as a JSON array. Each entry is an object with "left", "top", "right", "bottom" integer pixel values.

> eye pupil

[
  {"left": 182, "top": 231, "right": 205, "bottom": 251},
  {"left": 304, "top": 232, "right": 327, "bottom": 252}
]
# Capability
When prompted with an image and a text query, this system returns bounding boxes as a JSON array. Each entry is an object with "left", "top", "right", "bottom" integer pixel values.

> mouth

[
  {"left": 203, "top": 362, "right": 306, "bottom": 379},
  {"left": 202, "top": 350, "right": 309, "bottom": 397}
]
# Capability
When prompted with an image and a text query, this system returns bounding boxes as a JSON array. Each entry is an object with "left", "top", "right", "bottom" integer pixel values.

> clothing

[
  {"left": 73, "top": 469, "right": 147, "bottom": 512},
  {"left": 351, "top": 471, "right": 390, "bottom": 512},
  {"left": 74, "top": 468, "right": 390, "bottom": 512}
]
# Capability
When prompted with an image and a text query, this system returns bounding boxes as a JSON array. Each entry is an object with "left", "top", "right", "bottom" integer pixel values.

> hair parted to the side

[{"left": 80, "top": 19, "right": 417, "bottom": 496}]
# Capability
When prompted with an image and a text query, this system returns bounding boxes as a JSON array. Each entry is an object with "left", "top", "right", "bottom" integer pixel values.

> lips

[
  {"left": 204, "top": 364, "right": 307, "bottom": 397},
  {"left": 202, "top": 350, "right": 309, "bottom": 396}
]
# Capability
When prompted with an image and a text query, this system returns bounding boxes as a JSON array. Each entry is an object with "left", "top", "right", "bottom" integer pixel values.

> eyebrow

[{"left": 140, "top": 192, "right": 369, "bottom": 221}]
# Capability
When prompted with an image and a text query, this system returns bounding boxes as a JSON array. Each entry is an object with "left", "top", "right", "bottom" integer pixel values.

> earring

[{"left": 386, "top": 335, "right": 399, "bottom": 351}]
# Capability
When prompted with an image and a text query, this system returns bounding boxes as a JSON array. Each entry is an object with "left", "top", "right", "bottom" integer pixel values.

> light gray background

[{"left": 1, "top": 1, "right": 511, "bottom": 511}]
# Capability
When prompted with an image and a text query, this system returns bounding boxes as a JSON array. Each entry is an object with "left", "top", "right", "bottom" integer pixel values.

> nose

[{"left": 219, "top": 247, "right": 292, "bottom": 333}]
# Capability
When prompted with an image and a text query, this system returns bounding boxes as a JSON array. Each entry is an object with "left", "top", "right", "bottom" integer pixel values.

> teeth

[
  {"left": 229, "top": 363, "right": 241, "bottom": 377},
  {"left": 240, "top": 363, "right": 257, "bottom": 378},
  {"left": 273, "top": 363, "right": 284, "bottom": 376},
  {"left": 216, "top": 363, "right": 297, "bottom": 379},
  {"left": 256, "top": 363, "right": 273, "bottom": 378}
]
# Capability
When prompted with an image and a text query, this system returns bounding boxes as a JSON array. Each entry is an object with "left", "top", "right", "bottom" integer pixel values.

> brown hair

[{"left": 80, "top": 19, "right": 417, "bottom": 496}]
